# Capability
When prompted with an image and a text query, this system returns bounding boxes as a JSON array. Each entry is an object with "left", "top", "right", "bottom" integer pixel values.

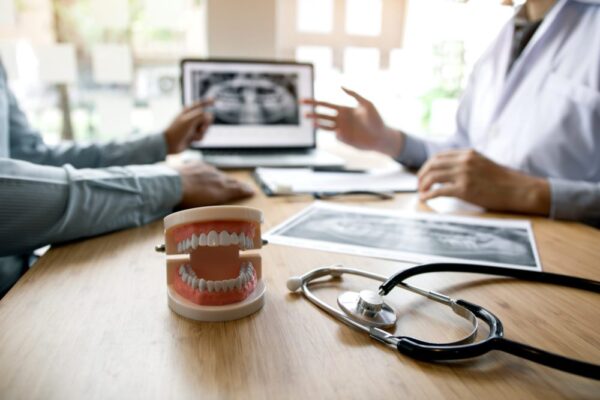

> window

[
  {"left": 343, "top": 47, "right": 380, "bottom": 75},
  {"left": 279, "top": 0, "right": 512, "bottom": 137},
  {"left": 0, "top": 0, "right": 206, "bottom": 142},
  {"left": 295, "top": 45, "right": 334, "bottom": 75},
  {"left": 297, "top": 0, "right": 334, "bottom": 33},
  {"left": 345, "top": 0, "right": 382, "bottom": 36},
  {"left": 1, "top": 0, "right": 514, "bottom": 142}
]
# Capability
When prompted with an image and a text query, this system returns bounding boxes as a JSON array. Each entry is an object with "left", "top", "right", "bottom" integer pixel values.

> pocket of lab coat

[
  {"left": 523, "top": 71, "right": 600, "bottom": 180},
  {"left": 546, "top": 72, "right": 600, "bottom": 108}
]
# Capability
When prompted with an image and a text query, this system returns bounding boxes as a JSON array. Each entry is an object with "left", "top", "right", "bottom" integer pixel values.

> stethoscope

[{"left": 287, "top": 263, "right": 600, "bottom": 380}]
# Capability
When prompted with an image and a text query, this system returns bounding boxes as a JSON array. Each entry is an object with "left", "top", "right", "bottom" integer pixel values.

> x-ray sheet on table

[{"left": 265, "top": 202, "right": 542, "bottom": 270}]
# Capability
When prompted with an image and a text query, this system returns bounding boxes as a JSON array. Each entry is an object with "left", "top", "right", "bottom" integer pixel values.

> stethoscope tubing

[
  {"left": 291, "top": 263, "right": 600, "bottom": 380},
  {"left": 380, "top": 263, "right": 600, "bottom": 380},
  {"left": 379, "top": 263, "right": 600, "bottom": 295}
]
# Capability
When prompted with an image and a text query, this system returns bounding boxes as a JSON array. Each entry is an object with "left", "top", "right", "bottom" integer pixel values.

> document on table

[{"left": 254, "top": 167, "right": 418, "bottom": 196}]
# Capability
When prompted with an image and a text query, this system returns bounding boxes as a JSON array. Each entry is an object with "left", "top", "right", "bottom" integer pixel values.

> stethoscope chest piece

[{"left": 337, "top": 290, "right": 397, "bottom": 329}]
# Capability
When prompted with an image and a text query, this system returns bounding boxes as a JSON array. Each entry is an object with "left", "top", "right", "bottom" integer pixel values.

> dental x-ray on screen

[{"left": 191, "top": 72, "right": 299, "bottom": 125}]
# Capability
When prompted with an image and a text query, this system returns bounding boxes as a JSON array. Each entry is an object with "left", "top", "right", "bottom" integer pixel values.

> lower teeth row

[{"left": 178, "top": 263, "right": 254, "bottom": 292}]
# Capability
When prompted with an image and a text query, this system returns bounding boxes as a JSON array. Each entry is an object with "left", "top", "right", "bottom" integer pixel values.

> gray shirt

[{"left": 0, "top": 63, "right": 181, "bottom": 295}]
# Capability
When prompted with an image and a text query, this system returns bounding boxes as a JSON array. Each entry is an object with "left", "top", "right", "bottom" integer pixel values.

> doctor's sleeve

[
  {"left": 0, "top": 158, "right": 182, "bottom": 257},
  {"left": 549, "top": 178, "right": 600, "bottom": 225},
  {"left": 6, "top": 84, "right": 169, "bottom": 168}
]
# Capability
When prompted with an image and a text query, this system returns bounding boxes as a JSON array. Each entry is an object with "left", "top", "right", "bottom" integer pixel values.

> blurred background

[{"left": 0, "top": 0, "right": 512, "bottom": 145}]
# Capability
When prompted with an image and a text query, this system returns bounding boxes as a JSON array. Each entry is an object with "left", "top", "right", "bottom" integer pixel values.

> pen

[
  {"left": 311, "top": 167, "right": 368, "bottom": 174},
  {"left": 313, "top": 191, "right": 395, "bottom": 200}
]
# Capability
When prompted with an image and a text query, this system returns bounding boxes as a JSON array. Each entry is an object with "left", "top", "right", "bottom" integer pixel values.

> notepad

[{"left": 254, "top": 167, "right": 417, "bottom": 196}]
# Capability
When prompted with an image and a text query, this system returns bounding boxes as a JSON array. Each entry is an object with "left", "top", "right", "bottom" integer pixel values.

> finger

[
  {"left": 433, "top": 149, "right": 472, "bottom": 160},
  {"left": 225, "top": 179, "right": 255, "bottom": 197},
  {"left": 237, "top": 182, "right": 255, "bottom": 196},
  {"left": 341, "top": 87, "right": 371, "bottom": 106},
  {"left": 196, "top": 113, "right": 213, "bottom": 137},
  {"left": 184, "top": 98, "right": 215, "bottom": 112},
  {"left": 182, "top": 105, "right": 206, "bottom": 118},
  {"left": 418, "top": 170, "right": 456, "bottom": 192},
  {"left": 181, "top": 99, "right": 214, "bottom": 116},
  {"left": 313, "top": 121, "right": 336, "bottom": 131},
  {"left": 180, "top": 107, "right": 209, "bottom": 124},
  {"left": 305, "top": 112, "right": 337, "bottom": 122},
  {"left": 193, "top": 161, "right": 217, "bottom": 171},
  {"left": 240, "top": 187, "right": 255, "bottom": 197},
  {"left": 300, "top": 99, "right": 342, "bottom": 111},
  {"left": 417, "top": 157, "right": 460, "bottom": 180},
  {"left": 191, "top": 123, "right": 207, "bottom": 141},
  {"left": 419, "top": 182, "right": 461, "bottom": 202}
]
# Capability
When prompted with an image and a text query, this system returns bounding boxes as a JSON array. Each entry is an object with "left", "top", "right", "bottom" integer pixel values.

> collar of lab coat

[{"left": 488, "top": 0, "right": 593, "bottom": 123}]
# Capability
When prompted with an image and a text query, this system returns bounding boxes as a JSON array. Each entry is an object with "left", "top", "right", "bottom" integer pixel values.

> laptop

[{"left": 180, "top": 59, "right": 344, "bottom": 169}]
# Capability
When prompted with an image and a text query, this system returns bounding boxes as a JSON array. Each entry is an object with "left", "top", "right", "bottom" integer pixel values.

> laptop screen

[{"left": 181, "top": 59, "right": 315, "bottom": 150}]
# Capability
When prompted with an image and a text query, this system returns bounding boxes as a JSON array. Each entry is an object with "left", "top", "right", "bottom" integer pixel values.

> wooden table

[{"left": 1, "top": 149, "right": 599, "bottom": 399}]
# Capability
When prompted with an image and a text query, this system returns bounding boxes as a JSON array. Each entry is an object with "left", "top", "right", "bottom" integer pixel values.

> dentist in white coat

[{"left": 304, "top": 0, "right": 600, "bottom": 225}]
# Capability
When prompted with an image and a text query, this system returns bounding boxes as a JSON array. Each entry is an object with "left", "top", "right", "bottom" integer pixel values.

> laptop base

[{"left": 183, "top": 149, "right": 345, "bottom": 169}]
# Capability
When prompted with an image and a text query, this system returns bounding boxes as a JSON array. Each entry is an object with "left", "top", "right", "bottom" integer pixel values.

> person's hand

[
  {"left": 301, "top": 88, "right": 404, "bottom": 158},
  {"left": 164, "top": 100, "right": 214, "bottom": 155},
  {"left": 173, "top": 161, "right": 254, "bottom": 208},
  {"left": 418, "top": 149, "right": 551, "bottom": 215}
]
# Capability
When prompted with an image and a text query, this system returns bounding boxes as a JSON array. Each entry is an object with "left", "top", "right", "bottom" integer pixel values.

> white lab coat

[{"left": 427, "top": 0, "right": 600, "bottom": 184}]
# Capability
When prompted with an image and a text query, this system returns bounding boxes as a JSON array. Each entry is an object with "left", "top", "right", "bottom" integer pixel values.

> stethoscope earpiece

[{"left": 286, "top": 276, "right": 303, "bottom": 292}]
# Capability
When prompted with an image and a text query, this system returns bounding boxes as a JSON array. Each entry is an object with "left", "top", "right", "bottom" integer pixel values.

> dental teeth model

[{"left": 162, "top": 206, "right": 265, "bottom": 322}]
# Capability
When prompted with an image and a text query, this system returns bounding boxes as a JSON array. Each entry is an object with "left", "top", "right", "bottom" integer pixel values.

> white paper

[
  {"left": 94, "top": 95, "right": 133, "bottom": 136},
  {"left": 90, "top": 0, "right": 130, "bottom": 29},
  {"left": 35, "top": 44, "right": 77, "bottom": 84},
  {"left": 255, "top": 166, "right": 417, "bottom": 195},
  {"left": 265, "top": 202, "right": 542, "bottom": 271},
  {"left": 0, "top": 0, "right": 16, "bottom": 27},
  {"left": 91, "top": 44, "right": 133, "bottom": 84}
]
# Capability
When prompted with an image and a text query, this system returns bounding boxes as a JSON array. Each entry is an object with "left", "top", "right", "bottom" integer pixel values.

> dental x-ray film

[{"left": 265, "top": 202, "right": 542, "bottom": 270}]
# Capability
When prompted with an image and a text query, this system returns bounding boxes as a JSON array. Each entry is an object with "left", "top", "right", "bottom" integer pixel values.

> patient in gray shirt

[{"left": 0, "top": 62, "right": 254, "bottom": 297}]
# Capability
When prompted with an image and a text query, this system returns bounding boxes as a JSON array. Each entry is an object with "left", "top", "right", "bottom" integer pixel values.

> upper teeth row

[
  {"left": 178, "top": 263, "right": 255, "bottom": 292},
  {"left": 177, "top": 231, "right": 254, "bottom": 252}
]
